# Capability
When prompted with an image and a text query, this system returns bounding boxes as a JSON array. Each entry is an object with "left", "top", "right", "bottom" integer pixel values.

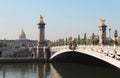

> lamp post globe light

[{"left": 114, "top": 30, "right": 118, "bottom": 45}]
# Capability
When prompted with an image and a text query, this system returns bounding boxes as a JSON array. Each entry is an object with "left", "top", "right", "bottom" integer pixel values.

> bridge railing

[
  {"left": 51, "top": 45, "right": 120, "bottom": 52},
  {"left": 50, "top": 45, "right": 69, "bottom": 52},
  {"left": 50, "top": 45, "right": 120, "bottom": 60}
]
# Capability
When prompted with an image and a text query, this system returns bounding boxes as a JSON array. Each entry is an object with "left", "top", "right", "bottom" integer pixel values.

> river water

[{"left": 0, "top": 62, "right": 120, "bottom": 78}]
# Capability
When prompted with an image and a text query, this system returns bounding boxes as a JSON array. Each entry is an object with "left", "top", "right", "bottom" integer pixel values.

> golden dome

[{"left": 19, "top": 28, "right": 26, "bottom": 40}]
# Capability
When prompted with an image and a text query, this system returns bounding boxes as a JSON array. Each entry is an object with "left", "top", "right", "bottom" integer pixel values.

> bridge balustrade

[{"left": 50, "top": 45, "right": 120, "bottom": 59}]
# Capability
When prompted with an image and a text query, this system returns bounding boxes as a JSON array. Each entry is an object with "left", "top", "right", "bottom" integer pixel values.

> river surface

[{"left": 0, "top": 62, "right": 120, "bottom": 78}]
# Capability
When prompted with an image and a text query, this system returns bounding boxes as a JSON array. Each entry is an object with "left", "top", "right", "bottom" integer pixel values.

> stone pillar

[
  {"left": 43, "top": 47, "right": 51, "bottom": 60},
  {"left": 99, "top": 19, "right": 107, "bottom": 45},
  {"left": 37, "top": 15, "right": 46, "bottom": 47},
  {"left": 36, "top": 15, "right": 50, "bottom": 60},
  {"left": 36, "top": 15, "right": 46, "bottom": 58}
]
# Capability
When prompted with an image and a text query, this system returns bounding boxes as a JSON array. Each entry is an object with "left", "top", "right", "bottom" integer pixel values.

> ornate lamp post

[
  {"left": 114, "top": 30, "right": 118, "bottom": 59},
  {"left": 84, "top": 33, "right": 86, "bottom": 45},
  {"left": 109, "top": 28, "right": 111, "bottom": 45},
  {"left": 77, "top": 35, "right": 80, "bottom": 45},
  {"left": 109, "top": 28, "right": 111, "bottom": 41},
  {"left": 92, "top": 33, "right": 95, "bottom": 45},
  {"left": 108, "top": 28, "right": 111, "bottom": 50},
  {"left": 114, "top": 30, "right": 118, "bottom": 49},
  {"left": 91, "top": 33, "right": 94, "bottom": 51}
]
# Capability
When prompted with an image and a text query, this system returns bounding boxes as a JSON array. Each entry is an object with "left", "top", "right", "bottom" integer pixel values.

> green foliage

[
  {"left": 109, "top": 39, "right": 114, "bottom": 45},
  {"left": 79, "top": 39, "right": 86, "bottom": 45},
  {"left": 118, "top": 39, "right": 120, "bottom": 46},
  {"left": 93, "top": 39, "right": 99, "bottom": 45},
  {"left": 48, "top": 37, "right": 120, "bottom": 47},
  {"left": 0, "top": 43, "right": 3, "bottom": 47},
  {"left": 0, "top": 41, "right": 7, "bottom": 47}
]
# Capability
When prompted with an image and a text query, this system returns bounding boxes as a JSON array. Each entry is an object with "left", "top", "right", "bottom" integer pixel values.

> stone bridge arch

[{"left": 50, "top": 50, "right": 120, "bottom": 68}]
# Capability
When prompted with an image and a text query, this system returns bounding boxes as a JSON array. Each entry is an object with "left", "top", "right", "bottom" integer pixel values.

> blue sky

[{"left": 0, "top": 0, "right": 120, "bottom": 40}]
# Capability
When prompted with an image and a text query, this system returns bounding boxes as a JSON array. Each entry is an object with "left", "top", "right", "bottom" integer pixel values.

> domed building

[{"left": 19, "top": 29, "right": 26, "bottom": 40}]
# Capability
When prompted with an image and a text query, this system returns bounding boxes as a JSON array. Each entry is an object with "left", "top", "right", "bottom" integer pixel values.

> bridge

[{"left": 50, "top": 45, "right": 120, "bottom": 69}]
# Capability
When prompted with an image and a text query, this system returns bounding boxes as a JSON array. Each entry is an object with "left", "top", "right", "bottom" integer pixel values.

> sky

[{"left": 0, "top": 0, "right": 120, "bottom": 40}]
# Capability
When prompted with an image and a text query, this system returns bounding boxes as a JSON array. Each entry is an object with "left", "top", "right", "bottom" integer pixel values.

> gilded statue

[
  {"left": 101, "top": 19, "right": 105, "bottom": 26},
  {"left": 40, "top": 15, "right": 44, "bottom": 23}
]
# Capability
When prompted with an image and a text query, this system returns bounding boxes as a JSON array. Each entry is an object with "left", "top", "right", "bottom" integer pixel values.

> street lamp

[
  {"left": 114, "top": 30, "right": 118, "bottom": 59},
  {"left": 92, "top": 33, "right": 95, "bottom": 45},
  {"left": 109, "top": 28, "right": 111, "bottom": 45},
  {"left": 91, "top": 33, "right": 95, "bottom": 51},
  {"left": 77, "top": 35, "right": 80, "bottom": 45},
  {"left": 114, "top": 30, "right": 118, "bottom": 44},
  {"left": 84, "top": 33, "right": 86, "bottom": 45}
]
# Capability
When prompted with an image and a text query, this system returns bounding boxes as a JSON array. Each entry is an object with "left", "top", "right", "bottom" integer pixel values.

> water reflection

[
  {"left": 0, "top": 62, "right": 120, "bottom": 78},
  {"left": 51, "top": 62, "right": 120, "bottom": 78},
  {"left": 50, "top": 64, "right": 61, "bottom": 78}
]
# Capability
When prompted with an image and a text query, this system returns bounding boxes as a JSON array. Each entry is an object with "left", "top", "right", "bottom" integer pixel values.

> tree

[
  {"left": 65, "top": 37, "right": 68, "bottom": 45},
  {"left": 0, "top": 42, "right": 3, "bottom": 47},
  {"left": 0, "top": 41, "right": 4, "bottom": 47}
]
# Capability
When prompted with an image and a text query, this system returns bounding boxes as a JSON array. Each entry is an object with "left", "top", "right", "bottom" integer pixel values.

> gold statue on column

[
  {"left": 40, "top": 15, "right": 44, "bottom": 23},
  {"left": 101, "top": 19, "right": 105, "bottom": 26}
]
